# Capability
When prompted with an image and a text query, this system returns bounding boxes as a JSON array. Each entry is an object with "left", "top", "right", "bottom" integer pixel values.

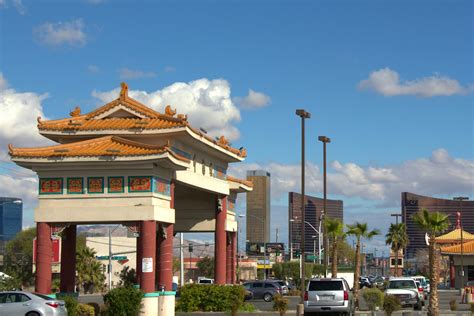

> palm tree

[
  {"left": 76, "top": 246, "right": 106, "bottom": 293},
  {"left": 385, "top": 223, "right": 408, "bottom": 277},
  {"left": 346, "top": 222, "right": 380, "bottom": 310},
  {"left": 325, "top": 217, "right": 344, "bottom": 277},
  {"left": 412, "top": 209, "right": 449, "bottom": 316}
]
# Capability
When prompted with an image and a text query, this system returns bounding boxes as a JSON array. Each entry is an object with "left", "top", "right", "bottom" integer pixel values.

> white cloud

[
  {"left": 33, "top": 19, "right": 87, "bottom": 47},
  {"left": 92, "top": 78, "right": 242, "bottom": 141},
  {"left": 118, "top": 68, "right": 156, "bottom": 80},
  {"left": 164, "top": 66, "right": 176, "bottom": 73},
  {"left": 0, "top": 0, "right": 26, "bottom": 14},
  {"left": 12, "top": 0, "right": 25, "bottom": 14},
  {"left": 234, "top": 89, "right": 271, "bottom": 109},
  {"left": 0, "top": 73, "right": 52, "bottom": 160},
  {"left": 229, "top": 148, "right": 474, "bottom": 205},
  {"left": 87, "top": 65, "right": 100, "bottom": 74},
  {"left": 0, "top": 73, "right": 8, "bottom": 91},
  {"left": 358, "top": 67, "right": 473, "bottom": 97}
]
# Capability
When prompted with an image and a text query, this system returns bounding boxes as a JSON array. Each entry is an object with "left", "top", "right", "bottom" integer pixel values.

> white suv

[{"left": 385, "top": 277, "right": 422, "bottom": 310}]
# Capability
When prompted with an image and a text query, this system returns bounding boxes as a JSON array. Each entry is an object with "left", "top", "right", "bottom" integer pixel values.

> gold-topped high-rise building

[{"left": 246, "top": 170, "right": 271, "bottom": 243}]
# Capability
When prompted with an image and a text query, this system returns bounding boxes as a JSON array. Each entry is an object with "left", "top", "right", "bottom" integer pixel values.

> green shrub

[
  {"left": 86, "top": 302, "right": 100, "bottom": 316},
  {"left": 239, "top": 302, "right": 257, "bottom": 312},
  {"left": 383, "top": 295, "right": 401, "bottom": 316},
  {"left": 77, "top": 303, "right": 95, "bottom": 316},
  {"left": 103, "top": 286, "right": 143, "bottom": 316},
  {"left": 59, "top": 295, "right": 78, "bottom": 316},
  {"left": 470, "top": 302, "right": 474, "bottom": 313},
  {"left": 273, "top": 293, "right": 289, "bottom": 316},
  {"left": 362, "top": 288, "right": 384, "bottom": 311},
  {"left": 288, "top": 288, "right": 301, "bottom": 296},
  {"left": 449, "top": 298, "right": 458, "bottom": 311},
  {"left": 176, "top": 284, "right": 246, "bottom": 312}
]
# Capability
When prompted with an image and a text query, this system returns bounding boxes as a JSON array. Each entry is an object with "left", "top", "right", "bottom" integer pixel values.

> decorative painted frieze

[
  {"left": 153, "top": 177, "right": 171, "bottom": 197},
  {"left": 87, "top": 177, "right": 104, "bottom": 194},
  {"left": 129, "top": 176, "right": 152, "bottom": 192},
  {"left": 108, "top": 176, "right": 125, "bottom": 193},
  {"left": 67, "top": 177, "right": 84, "bottom": 194},
  {"left": 39, "top": 178, "right": 63, "bottom": 195}
]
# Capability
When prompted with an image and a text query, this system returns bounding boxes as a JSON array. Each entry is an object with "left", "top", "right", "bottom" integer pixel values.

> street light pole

[
  {"left": 454, "top": 197, "right": 469, "bottom": 289},
  {"left": 289, "top": 218, "right": 295, "bottom": 261},
  {"left": 318, "top": 136, "right": 330, "bottom": 278},
  {"left": 296, "top": 109, "right": 311, "bottom": 312},
  {"left": 312, "top": 235, "right": 317, "bottom": 264}
]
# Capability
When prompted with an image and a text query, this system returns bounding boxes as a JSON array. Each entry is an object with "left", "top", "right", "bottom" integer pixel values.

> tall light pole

[
  {"left": 454, "top": 197, "right": 469, "bottom": 289},
  {"left": 312, "top": 235, "right": 317, "bottom": 264},
  {"left": 289, "top": 218, "right": 295, "bottom": 261},
  {"left": 296, "top": 109, "right": 310, "bottom": 313},
  {"left": 304, "top": 220, "right": 322, "bottom": 265},
  {"left": 318, "top": 135, "right": 330, "bottom": 277}
]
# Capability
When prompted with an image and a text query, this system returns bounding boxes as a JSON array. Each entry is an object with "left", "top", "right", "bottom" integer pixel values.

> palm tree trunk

[
  {"left": 428, "top": 235, "right": 439, "bottom": 316},
  {"left": 353, "top": 238, "right": 361, "bottom": 310},
  {"left": 394, "top": 244, "right": 399, "bottom": 277},
  {"left": 331, "top": 236, "right": 338, "bottom": 277}
]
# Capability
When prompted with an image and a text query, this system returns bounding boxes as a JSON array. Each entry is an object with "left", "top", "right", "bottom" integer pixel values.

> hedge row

[{"left": 176, "top": 284, "right": 246, "bottom": 312}]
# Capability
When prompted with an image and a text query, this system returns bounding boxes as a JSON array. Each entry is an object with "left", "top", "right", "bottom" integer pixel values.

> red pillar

[
  {"left": 139, "top": 220, "right": 156, "bottom": 293},
  {"left": 215, "top": 196, "right": 227, "bottom": 284},
  {"left": 136, "top": 223, "right": 142, "bottom": 286},
  {"left": 157, "top": 181, "right": 175, "bottom": 291},
  {"left": 60, "top": 225, "right": 76, "bottom": 293},
  {"left": 36, "top": 222, "right": 52, "bottom": 294},
  {"left": 231, "top": 232, "right": 237, "bottom": 284},
  {"left": 158, "top": 223, "right": 174, "bottom": 291},
  {"left": 226, "top": 233, "right": 232, "bottom": 284}
]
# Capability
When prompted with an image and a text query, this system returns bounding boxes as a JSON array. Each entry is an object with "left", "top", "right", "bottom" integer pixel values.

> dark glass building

[
  {"left": 288, "top": 192, "right": 343, "bottom": 258},
  {"left": 0, "top": 197, "right": 23, "bottom": 244},
  {"left": 402, "top": 192, "right": 474, "bottom": 259}
]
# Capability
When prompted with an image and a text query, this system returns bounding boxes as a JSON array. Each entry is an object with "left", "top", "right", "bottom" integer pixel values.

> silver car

[
  {"left": 0, "top": 291, "right": 67, "bottom": 316},
  {"left": 304, "top": 278, "right": 352, "bottom": 315}
]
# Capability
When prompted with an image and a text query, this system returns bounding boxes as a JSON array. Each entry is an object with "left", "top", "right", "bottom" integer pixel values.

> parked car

[
  {"left": 412, "top": 276, "right": 428, "bottom": 299},
  {"left": 384, "top": 277, "right": 422, "bottom": 310},
  {"left": 359, "top": 277, "right": 371, "bottom": 288},
  {"left": 0, "top": 291, "right": 67, "bottom": 316},
  {"left": 273, "top": 280, "right": 289, "bottom": 295},
  {"left": 373, "top": 276, "right": 385, "bottom": 289},
  {"left": 304, "top": 278, "right": 352, "bottom": 315},
  {"left": 243, "top": 280, "right": 283, "bottom": 302}
]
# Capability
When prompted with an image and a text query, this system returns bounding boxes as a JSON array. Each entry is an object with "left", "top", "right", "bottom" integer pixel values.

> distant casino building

[
  {"left": 402, "top": 192, "right": 474, "bottom": 259},
  {"left": 0, "top": 197, "right": 22, "bottom": 243},
  {"left": 288, "top": 192, "right": 343, "bottom": 258},
  {"left": 246, "top": 170, "right": 271, "bottom": 243}
]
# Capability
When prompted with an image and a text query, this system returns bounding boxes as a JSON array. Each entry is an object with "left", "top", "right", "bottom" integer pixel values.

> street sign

[{"left": 96, "top": 255, "right": 128, "bottom": 260}]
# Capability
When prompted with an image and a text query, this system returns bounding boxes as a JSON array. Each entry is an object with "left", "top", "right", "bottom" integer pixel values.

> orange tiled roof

[
  {"left": 8, "top": 136, "right": 189, "bottom": 162},
  {"left": 37, "top": 82, "right": 247, "bottom": 159},
  {"left": 38, "top": 117, "right": 187, "bottom": 131},
  {"left": 441, "top": 240, "right": 474, "bottom": 254},
  {"left": 227, "top": 175, "right": 253, "bottom": 188},
  {"left": 435, "top": 228, "right": 474, "bottom": 244}
]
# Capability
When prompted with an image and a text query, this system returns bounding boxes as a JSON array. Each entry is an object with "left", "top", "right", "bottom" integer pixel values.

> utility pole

[
  {"left": 180, "top": 233, "right": 184, "bottom": 286},
  {"left": 296, "top": 109, "right": 310, "bottom": 316},
  {"left": 454, "top": 197, "right": 469, "bottom": 289},
  {"left": 318, "top": 136, "right": 331, "bottom": 278}
]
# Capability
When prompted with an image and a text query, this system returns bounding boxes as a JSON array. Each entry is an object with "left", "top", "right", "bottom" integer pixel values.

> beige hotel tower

[{"left": 246, "top": 170, "right": 271, "bottom": 243}]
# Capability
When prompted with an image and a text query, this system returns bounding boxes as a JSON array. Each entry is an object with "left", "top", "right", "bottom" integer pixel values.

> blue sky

[{"left": 0, "top": 0, "right": 473, "bottom": 251}]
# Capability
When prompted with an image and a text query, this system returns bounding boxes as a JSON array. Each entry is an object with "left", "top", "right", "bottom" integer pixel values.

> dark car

[{"left": 243, "top": 280, "right": 282, "bottom": 302}]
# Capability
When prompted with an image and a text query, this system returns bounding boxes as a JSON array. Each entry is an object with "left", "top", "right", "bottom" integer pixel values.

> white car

[
  {"left": 412, "top": 275, "right": 429, "bottom": 298},
  {"left": 384, "top": 277, "right": 422, "bottom": 310}
]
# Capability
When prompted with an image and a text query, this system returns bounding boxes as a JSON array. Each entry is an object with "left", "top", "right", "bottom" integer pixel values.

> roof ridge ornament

[
  {"left": 70, "top": 106, "right": 81, "bottom": 117},
  {"left": 165, "top": 105, "right": 177, "bottom": 117},
  {"left": 217, "top": 135, "right": 229, "bottom": 147},
  {"left": 120, "top": 82, "right": 129, "bottom": 100}
]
